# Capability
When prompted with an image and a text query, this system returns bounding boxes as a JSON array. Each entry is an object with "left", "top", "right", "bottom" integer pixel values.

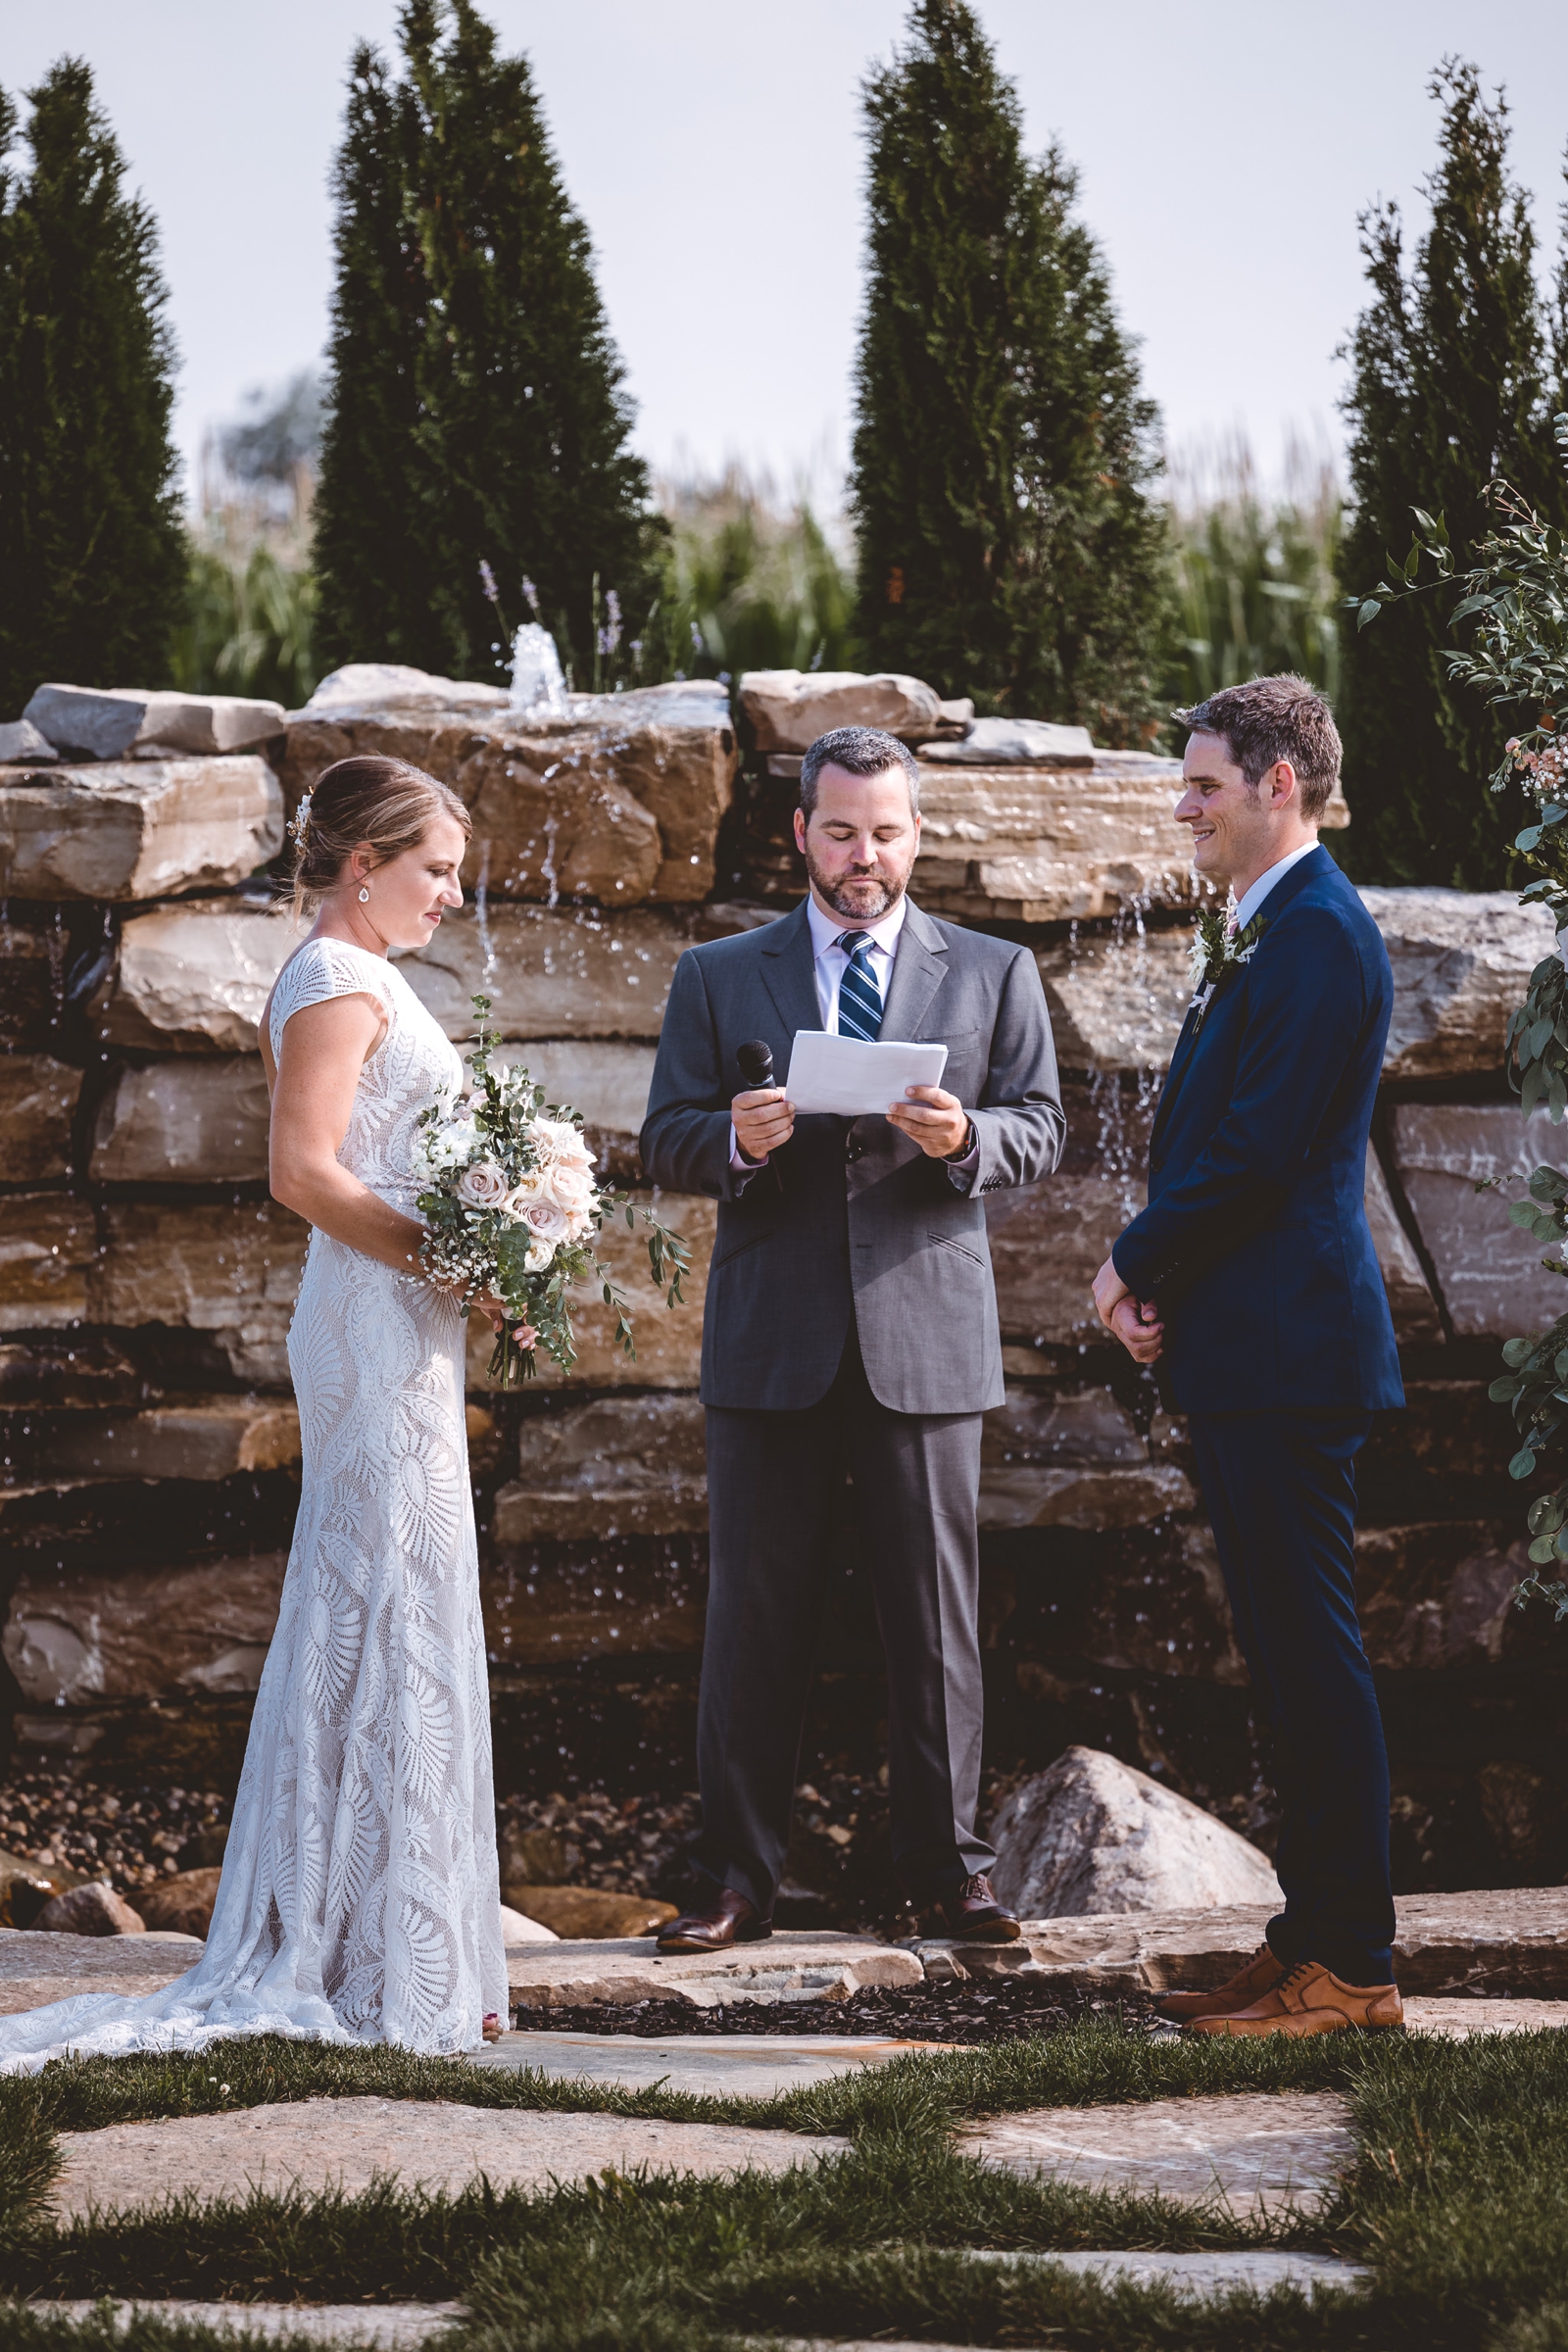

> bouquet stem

[{"left": 488, "top": 1324, "right": 537, "bottom": 1386}]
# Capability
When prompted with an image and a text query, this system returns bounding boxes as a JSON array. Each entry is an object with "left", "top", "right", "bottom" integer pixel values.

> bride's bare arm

[{"left": 268, "top": 994, "right": 430, "bottom": 1273}]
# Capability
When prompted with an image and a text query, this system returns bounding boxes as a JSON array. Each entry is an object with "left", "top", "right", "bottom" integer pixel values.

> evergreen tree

[
  {"left": 0, "top": 60, "right": 185, "bottom": 713},
  {"left": 1338, "top": 60, "right": 1568, "bottom": 887},
  {"left": 314, "top": 0, "right": 662, "bottom": 685},
  {"left": 850, "top": 0, "right": 1166, "bottom": 740}
]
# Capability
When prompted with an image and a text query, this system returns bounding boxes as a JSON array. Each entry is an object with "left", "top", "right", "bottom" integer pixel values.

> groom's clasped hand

[{"left": 1092, "top": 1256, "right": 1164, "bottom": 1364}]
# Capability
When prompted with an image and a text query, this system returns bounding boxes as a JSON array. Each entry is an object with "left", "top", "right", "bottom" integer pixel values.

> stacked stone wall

[{"left": 2, "top": 675, "right": 1566, "bottom": 1904}]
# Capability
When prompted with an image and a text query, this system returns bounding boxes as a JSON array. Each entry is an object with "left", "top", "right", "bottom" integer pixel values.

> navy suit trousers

[{"left": 1187, "top": 1411, "right": 1396, "bottom": 1985}]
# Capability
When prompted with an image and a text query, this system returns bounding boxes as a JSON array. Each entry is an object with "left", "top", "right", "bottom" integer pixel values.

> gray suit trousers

[{"left": 695, "top": 1323, "right": 995, "bottom": 1914}]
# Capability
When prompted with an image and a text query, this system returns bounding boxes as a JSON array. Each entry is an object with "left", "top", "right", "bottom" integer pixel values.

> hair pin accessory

[{"left": 288, "top": 790, "right": 314, "bottom": 847}]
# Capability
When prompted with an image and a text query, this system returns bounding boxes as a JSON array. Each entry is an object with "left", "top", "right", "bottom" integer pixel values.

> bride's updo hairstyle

[{"left": 289, "top": 755, "right": 471, "bottom": 921}]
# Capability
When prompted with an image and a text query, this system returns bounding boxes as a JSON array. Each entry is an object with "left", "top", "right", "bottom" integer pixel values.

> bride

[{"left": 0, "top": 755, "right": 523, "bottom": 2071}]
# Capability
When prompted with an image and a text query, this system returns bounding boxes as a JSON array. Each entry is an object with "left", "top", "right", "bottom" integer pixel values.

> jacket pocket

[
  {"left": 928, "top": 1230, "right": 986, "bottom": 1269},
  {"left": 712, "top": 1227, "right": 773, "bottom": 1272}
]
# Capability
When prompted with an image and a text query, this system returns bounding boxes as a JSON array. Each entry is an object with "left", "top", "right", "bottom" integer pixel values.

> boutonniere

[{"left": 1187, "top": 906, "right": 1268, "bottom": 1031}]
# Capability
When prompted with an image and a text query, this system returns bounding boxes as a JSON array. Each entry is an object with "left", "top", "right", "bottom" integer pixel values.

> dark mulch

[{"left": 514, "top": 1975, "right": 1166, "bottom": 2044}]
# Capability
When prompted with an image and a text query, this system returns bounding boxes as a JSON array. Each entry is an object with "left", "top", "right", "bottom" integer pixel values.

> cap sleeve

[{"left": 267, "top": 940, "right": 394, "bottom": 1058}]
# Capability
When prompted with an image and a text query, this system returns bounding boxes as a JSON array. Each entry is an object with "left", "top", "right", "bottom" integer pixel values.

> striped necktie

[{"left": 836, "top": 930, "right": 884, "bottom": 1042}]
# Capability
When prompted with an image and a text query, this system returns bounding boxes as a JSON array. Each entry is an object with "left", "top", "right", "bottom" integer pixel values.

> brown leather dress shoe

[
  {"left": 933, "top": 1874, "right": 1021, "bottom": 1943},
  {"left": 1185, "top": 1958, "right": 1403, "bottom": 2037},
  {"left": 656, "top": 1887, "right": 772, "bottom": 1953},
  {"left": 1153, "top": 1942, "right": 1287, "bottom": 2023}
]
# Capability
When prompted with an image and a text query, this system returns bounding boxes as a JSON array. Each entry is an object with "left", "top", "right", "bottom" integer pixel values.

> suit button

[{"left": 846, "top": 1140, "right": 863, "bottom": 1161}]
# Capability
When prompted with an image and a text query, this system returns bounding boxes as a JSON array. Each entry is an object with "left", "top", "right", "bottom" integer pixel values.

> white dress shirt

[{"left": 1233, "top": 838, "right": 1320, "bottom": 933}]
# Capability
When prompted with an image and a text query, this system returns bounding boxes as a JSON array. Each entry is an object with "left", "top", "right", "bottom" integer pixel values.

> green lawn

[{"left": 1, "top": 2021, "right": 1566, "bottom": 2349}]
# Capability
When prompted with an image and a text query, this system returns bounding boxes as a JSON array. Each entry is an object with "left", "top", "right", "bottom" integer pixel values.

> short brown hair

[
  {"left": 799, "top": 725, "right": 919, "bottom": 821},
  {"left": 1174, "top": 674, "right": 1341, "bottom": 821},
  {"left": 288, "top": 755, "right": 471, "bottom": 921}
]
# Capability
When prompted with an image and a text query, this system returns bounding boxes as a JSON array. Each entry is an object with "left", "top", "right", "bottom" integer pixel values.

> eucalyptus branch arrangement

[{"left": 1359, "top": 415, "right": 1568, "bottom": 1612}]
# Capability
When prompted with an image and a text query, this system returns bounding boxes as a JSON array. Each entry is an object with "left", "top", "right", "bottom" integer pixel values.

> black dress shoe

[
  {"left": 932, "top": 1873, "right": 1021, "bottom": 1942},
  {"left": 657, "top": 1887, "right": 772, "bottom": 1953}
]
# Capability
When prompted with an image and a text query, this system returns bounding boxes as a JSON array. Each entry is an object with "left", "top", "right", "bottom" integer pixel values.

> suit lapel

[
  {"left": 880, "top": 898, "right": 950, "bottom": 1039},
  {"left": 759, "top": 900, "right": 823, "bottom": 1041}
]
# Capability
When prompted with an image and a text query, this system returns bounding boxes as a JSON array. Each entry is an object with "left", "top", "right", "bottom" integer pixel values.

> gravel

[
  {"left": 0, "top": 1771, "right": 230, "bottom": 1895},
  {"left": 514, "top": 1979, "right": 1165, "bottom": 2044}
]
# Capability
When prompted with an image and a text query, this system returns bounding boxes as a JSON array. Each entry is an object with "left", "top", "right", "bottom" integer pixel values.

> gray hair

[{"left": 799, "top": 725, "right": 919, "bottom": 821}]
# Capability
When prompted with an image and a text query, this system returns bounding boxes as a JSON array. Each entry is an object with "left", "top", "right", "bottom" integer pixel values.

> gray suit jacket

[{"left": 639, "top": 897, "right": 1064, "bottom": 1414}]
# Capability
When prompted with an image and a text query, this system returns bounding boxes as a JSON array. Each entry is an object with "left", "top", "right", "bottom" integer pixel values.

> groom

[
  {"left": 641, "top": 724, "right": 1063, "bottom": 1949},
  {"left": 1095, "top": 674, "right": 1405, "bottom": 2036}
]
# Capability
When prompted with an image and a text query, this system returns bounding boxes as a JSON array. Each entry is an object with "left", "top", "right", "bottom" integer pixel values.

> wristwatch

[{"left": 943, "top": 1120, "right": 977, "bottom": 1163}]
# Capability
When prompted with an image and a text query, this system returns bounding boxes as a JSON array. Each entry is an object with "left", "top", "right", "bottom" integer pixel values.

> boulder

[
  {"left": 3, "top": 1551, "right": 288, "bottom": 1705},
  {"left": 281, "top": 680, "right": 737, "bottom": 904},
  {"left": 482, "top": 1548, "right": 706, "bottom": 1665},
  {"left": 95, "top": 896, "right": 294, "bottom": 1054},
  {"left": 0, "top": 758, "right": 283, "bottom": 901},
  {"left": 33, "top": 1882, "right": 147, "bottom": 1936},
  {"left": 0, "top": 915, "right": 73, "bottom": 1053},
  {"left": 92, "top": 1199, "right": 309, "bottom": 1385},
  {"left": 1363, "top": 1146, "right": 1443, "bottom": 1344},
  {"left": 499, "top": 1902, "right": 560, "bottom": 1943},
  {"left": 297, "top": 663, "right": 510, "bottom": 715},
  {"left": 1362, "top": 888, "right": 1557, "bottom": 1080},
  {"left": 465, "top": 1192, "right": 713, "bottom": 1393},
  {"left": 986, "top": 1171, "right": 1143, "bottom": 1347},
  {"left": 0, "top": 719, "right": 57, "bottom": 763},
  {"left": 1036, "top": 928, "right": 1193, "bottom": 1074},
  {"left": 989, "top": 1745, "right": 1281, "bottom": 1919},
  {"left": 0, "top": 1054, "right": 83, "bottom": 1184},
  {"left": 91, "top": 1057, "right": 270, "bottom": 1183},
  {"left": 978, "top": 1381, "right": 1195, "bottom": 1529},
  {"left": 0, "top": 1397, "right": 300, "bottom": 1488},
  {"left": 1355, "top": 1523, "right": 1525, "bottom": 1671},
  {"left": 137, "top": 1868, "right": 221, "bottom": 1938},
  {"left": 501, "top": 1886, "right": 678, "bottom": 1939},
  {"left": 0, "top": 1847, "right": 87, "bottom": 1930},
  {"left": 0, "top": 1195, "right": 96, "bottom": 1331},
  {"left": 23, "top": 684, "right": 285, "bottom": 759},
  {"left": 492, "top": 1394, "right": 708, "bottom": 1544},
  {"left": 488, "top": 1042, "right": 656, "bottom": 1174},
  {"left": 919, "top": 718, "right": 1097, "bottom": 765},
  {"left": 1389, "top": 1102, "right": 1566, "bottom": 1340},
  {"left": 738, "top": 668, "right": 945, "bottom": 753}
]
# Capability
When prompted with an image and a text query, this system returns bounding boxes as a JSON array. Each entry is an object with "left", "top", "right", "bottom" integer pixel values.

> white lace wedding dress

[{"left": 0, "top": 937, "right": 508, "bottom": 2074}]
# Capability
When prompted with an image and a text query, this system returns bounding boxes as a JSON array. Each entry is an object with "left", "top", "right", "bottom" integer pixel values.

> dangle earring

[{"left": 358, "top": 886, "right": 370, "bottom": 904}]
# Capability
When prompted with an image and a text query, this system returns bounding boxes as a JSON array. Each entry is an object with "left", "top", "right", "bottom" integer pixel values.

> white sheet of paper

[{"left": 783, "top": 1030, "right": 950, "bottom": 1117}]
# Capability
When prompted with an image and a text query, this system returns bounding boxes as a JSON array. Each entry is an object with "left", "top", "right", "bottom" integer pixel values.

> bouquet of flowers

[{"left": 414, "top": 994, "right": 689, "bottom": 1387}]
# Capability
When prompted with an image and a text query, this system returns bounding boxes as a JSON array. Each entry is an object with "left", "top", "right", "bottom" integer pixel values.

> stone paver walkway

[
  {"left": 23, "top": 2305, "right": 459, "bottom": 2348},
  {"left": 49, "top": 2095, "right": 844, "bottom": 2222},
  {"left": 973, "top": 2245, "right": 1366, "bottom": 2296},
  {"left": 960, "top": 2090, "right": 1354, "bottom": 2214},
  {"left": 470, "top": 2029, "right": 946, "bottom": 2097}
]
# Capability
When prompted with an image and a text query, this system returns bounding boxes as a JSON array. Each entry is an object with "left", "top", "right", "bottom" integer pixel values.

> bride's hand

[{"left": 471, "top": 1287, "right": 537, "bottom": 1348}]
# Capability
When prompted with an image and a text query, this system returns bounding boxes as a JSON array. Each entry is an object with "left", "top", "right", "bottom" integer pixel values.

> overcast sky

[{"left": 5, "top": 2, "right": 1568, "bottom": 509}]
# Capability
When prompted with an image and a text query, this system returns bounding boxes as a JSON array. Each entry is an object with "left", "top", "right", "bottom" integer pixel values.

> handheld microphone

[{"left": 737, "top": 1039, "right": 775, "bottom": 1093}]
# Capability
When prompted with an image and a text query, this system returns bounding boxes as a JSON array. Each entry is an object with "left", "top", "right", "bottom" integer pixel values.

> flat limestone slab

[
  {"left": 921, "top": 1886, "right": 1568, "bottom": 1997},
  {"left": 1405, "top": 1996, "right": 1568, "bottom": 2036},
  {"left": 958, "top": 2091, "right": 1354, "bottom": 2215},
  {"left": 470, "top": 2030, "right": 945, "bottom": 2097},
  {"left": 25, "top": 2305, "right": 459, "bottom": 2349},
  {"left": 0, "top": 1927, "right": 201, "bottom": 2017},
  {"left": 50, "top": 2094, "right": 844, "bottom": 2221},
  {"left": 508, "top": 1930, "right": 923, "bottom": 2011}
]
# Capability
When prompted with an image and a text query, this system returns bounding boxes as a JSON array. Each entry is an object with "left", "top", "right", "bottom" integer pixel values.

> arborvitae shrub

[
  {"left": 313, "top": 0, "right": 663, "bottom": 687},
  {"left": 0, "top": 60, "right": 185, "bottom": 713},
  {"left": 850, "top": 0, "right": 1167, "bottom": 740},
  {"left": 1337, "top": 59, "right": 1568, "bottom": 888}
]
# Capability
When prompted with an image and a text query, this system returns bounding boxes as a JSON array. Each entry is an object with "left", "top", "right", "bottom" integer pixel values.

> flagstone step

[
  {"left": 21, "top": 2305, "right": 458, "bottom": 2349},
  {"left": 47, "top": 2094, "right": 845, "bottom": 2222},
  {"left": 507, "top": 1929, "right": 923, "bottom": 2011},
  {"left": 469, "top": 2028, "right": 945, "bottom": 2098},
  {"left": 959, "top": 2089, "right": 1354, "bottom": 2215}
]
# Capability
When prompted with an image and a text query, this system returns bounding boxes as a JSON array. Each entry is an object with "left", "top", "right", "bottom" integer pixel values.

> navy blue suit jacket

[{"left": 1111, "top": 846, "right": 1402, "bottom": 1414}]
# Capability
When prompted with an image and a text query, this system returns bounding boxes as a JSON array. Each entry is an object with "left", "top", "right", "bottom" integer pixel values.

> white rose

[
  {"left": 456, "top": 1159, "right": 510, "bottom": 1209},
  {"left": 522, "top": 1198, "right": 569, "bottom": 1243},
  {"left": 506, "top": 1168, "right": 547, "bottom": 1208},
  {"left": 545, "top": 1163, "right": 595, "bottom": 1212},
  {"left": 523, "top": 1238, "right": 555, "bottom": 1272}
]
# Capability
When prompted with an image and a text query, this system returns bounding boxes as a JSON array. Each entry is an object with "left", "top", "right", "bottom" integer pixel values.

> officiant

[{"left": 640, "top": 725, "right": 1064, "bottom": 1950}]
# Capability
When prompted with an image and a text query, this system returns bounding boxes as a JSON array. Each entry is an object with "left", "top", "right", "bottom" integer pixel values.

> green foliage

[
  {"left": 313, "top": 0, "right": 663, "bottom": 689},
  {"left": 171, "top": 502, "right": 318, "bottom": 710},
  {"left": 0, "top": 59, "right": 186, "bottom": 713},
  {"left": 850, "top": 0, "right": 1166, "bottom": 740},
  {"left": 633, "top": 469, "right": 857, "bottom": 686},
  {"left": 1160, "top": 442, "right": 1343, "bottom": 717},
  {"left": 1336, "top": 58, "right": 1568, "bottom": 888}
]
